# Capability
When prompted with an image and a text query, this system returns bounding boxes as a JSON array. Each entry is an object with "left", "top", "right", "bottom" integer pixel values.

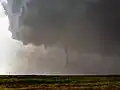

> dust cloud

[{"left": 4, "top": 43, "right": 120, "bottom": 75}]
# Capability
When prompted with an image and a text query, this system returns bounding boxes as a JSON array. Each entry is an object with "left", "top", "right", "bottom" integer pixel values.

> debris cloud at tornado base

[{"left": 4, "top": 42, "right": 120, "bottom": 75}]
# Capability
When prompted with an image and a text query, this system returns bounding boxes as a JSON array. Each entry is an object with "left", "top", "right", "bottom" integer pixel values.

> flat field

[{"left": 0, "top": 75, "right": 119, "bottom": 89}]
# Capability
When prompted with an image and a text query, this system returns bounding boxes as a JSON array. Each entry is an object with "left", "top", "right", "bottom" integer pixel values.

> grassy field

[{"left": 0, "top": 75, "right": 119, "bottom": 89}]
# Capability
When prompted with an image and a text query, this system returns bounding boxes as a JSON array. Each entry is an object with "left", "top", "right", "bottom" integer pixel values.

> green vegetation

[{"left": 0, "top": 75, "right": 119, "bottom": 89}]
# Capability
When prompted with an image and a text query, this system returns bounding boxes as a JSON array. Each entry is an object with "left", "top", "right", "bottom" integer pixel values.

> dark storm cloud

[
  {"left": 9, "top": 0, "right": 120, "bottom": 56},
  {"left": 10, "top": 0, "right": 101, "bottom": 51}
]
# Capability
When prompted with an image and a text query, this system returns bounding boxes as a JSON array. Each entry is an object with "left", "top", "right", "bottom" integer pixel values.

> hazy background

[{"left": 0, "top": 1, "right": 120, "bottom": 75}]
